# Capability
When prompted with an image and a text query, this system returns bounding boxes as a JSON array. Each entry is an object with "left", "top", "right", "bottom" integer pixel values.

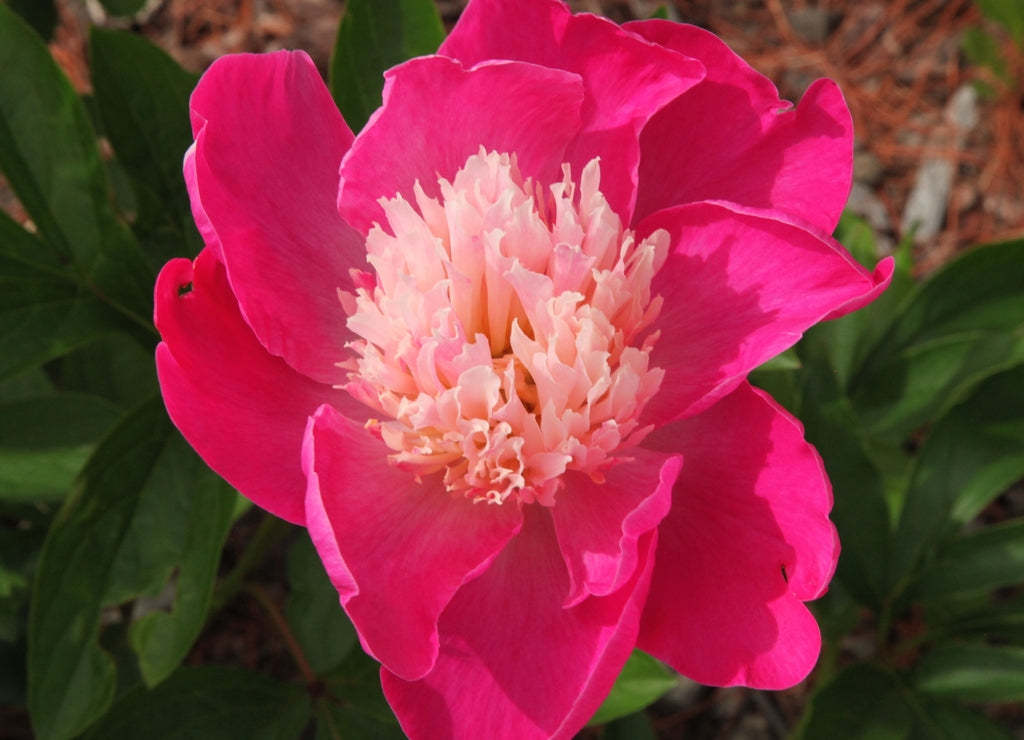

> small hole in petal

[
  {"left": 177, "top": 282, "right": 193, "bottom": 297},
  {"left": 781, "top": 565, "right": 789, "bottom": 583}
]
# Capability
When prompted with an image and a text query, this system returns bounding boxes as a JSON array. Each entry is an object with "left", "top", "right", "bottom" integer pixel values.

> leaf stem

[
  {"left": 211, "top": 513, "right": 292, "bottom": 613},
  {"left": 245, "top": 582, "right": 320, "bottom": 688}
]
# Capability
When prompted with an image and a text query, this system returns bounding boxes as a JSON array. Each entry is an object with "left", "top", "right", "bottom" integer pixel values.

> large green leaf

[
  {"left": 797, "top": 336, "right": 893, "bottom": 608},
  {"left": 795, "top": 663, "right": 913, "bottom": 740},
  {"left": 913, "top": 643, "right": 1024, "bottom": 704},
  {"left": 315, "top": 648, "right": 405, "bottom": 740},
  {"left": 285, "top": 534, "right": 357, "bottom": 676},
  {"left": 850, "top": 239, "right": 1024, "bottom": 440},
  {"left": 83, "top": 665, "right": 310, "bottom": 739},
  {"left": 0, "top": 3, "right": 154, "bottom": 328},
  {"left": 588, "top": 650, "right": 678, "bottom": 726},
  {"left": 910, "top": 518, "right": 1024, "bottom": 603},
  {"left": 0, "top": 393, "right": 122, "bottom": 501},
  {"left": 89, "top": 27, "right": 200, "bottom": 268},
  {"left": 0, "top": 210, "right": 124, "bottom": 380},
  {"left": 95, "top": 0, "right": 147, "bottom": 18},
  {"left": 329, "top": 0, "right": 446, "bottom": 131},
  {"left": 28, "top": 399, "right": 236, "bottom": 740},
  {"left": 889, "top": 365, "right": 1024, "bottom": 592}
]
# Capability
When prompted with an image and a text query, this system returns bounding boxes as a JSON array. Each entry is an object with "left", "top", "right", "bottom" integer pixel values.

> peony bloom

[{"left": 155, "top": 0, "right": 892, "bottom": 737}]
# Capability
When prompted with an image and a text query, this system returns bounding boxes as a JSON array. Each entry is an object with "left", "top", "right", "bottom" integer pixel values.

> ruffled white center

[{"left": 341, "top": 149, "right": 667, "bottom": 506}]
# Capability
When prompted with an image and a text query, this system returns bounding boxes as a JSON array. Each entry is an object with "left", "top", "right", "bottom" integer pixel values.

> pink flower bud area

[{"left": 343, "top": 149, "right": 668, "bottom": 506}]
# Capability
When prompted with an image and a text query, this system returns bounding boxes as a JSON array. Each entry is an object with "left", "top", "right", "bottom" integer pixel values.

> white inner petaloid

[{"left": 341, "top": 148, "right": 668, "bottom": 506}]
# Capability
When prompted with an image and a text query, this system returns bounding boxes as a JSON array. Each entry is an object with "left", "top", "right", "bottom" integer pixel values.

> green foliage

[{"left": 330, "top": 0, "right": 446, "bottom": 131}]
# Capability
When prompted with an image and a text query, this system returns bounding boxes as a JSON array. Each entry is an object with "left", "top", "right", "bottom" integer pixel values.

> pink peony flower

[{"left": 155, "top": 0, "right": 892, "bottom": 737}]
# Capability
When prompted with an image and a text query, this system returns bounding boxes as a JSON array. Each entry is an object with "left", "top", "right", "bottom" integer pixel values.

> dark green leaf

[
  {"left": 939, "top": 592, "right": 1024, "bottom": 643},
  {"left": 286, "top": 534, "right": 357, "bottom": 676},
  {"left": 962, "top": 26, "right": 1009, "bottom": 82},
  {"left": 889, "top": 365, "right": 1024, "bottom": 590},
  {"left": 910, "top": 518, "right": 1024, "bottom": 602},
  {"left": 795, "top": 663, "right": 912, "bottom": 740},
  {"left": 329, "top": 0, "right": 446, "bottom": 131},
  {"left": 850, "top": 238, "right": 1024, "bottom": 440},
  {"left": 0, "top": 4, "right": 154, "bottom": 329},
  {"left": 89, "top": 27, "right": 200, "bottom": 267},
  {"left": 601, "top": 710, "right": 657, "bottom": 740},
  {"left": 817, "top": 214, "right": 915, "bottom": 391},
  {"left": 0, "top": 393, "right": 123, "bottom": 501},
  {"left": 909, "top": 700, "right": 1013, "bottom": 740},
  {"left": 316, "top": 648, "right": 404, "bottom": 740},
  {"left": 83, "top": 665, "right": 311, "bottom": 739},
  {"left": 588, "top": 650, "right": 677, "bottom": 726},
  {"left": 913, "top": 643, "right": 1024, "bottom": 703},
  {"left": 95, "top": 0, "right": 147, "bottom": 19},
  {"left": 7, "top": 0, "right": 57, "bottom": 41},
  {"left": 976, "top": 0, "right": 1024, "bottom": 45},
  {"left": 52, "top": 333, "right": 159, "bottom": 409},
  {"left": 797, "top": 337, "right": 892, "bottom": 608},
  {"left": 28, "top": 399, "right": 236, "bottom": 739}
]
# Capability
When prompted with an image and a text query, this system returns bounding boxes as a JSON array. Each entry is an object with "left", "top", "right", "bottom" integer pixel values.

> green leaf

[
  {"left": 95, "top": 0, "right": 147, "bottom": 18},
  {"left": 795, "top": 663, "right": 913, "bottom": 740},
  {"left": 83, "top": 665, "right": 311, "bottom": 739},
  {"left": 7, "top": 0, "right": 57, "bottom": 41},
  {"left": 0, "top": 4, "right": 154, "bottom": 329},
  {"left": 890, "top": 365, "right": 1024, "bottom": 591},
  {"left": 910, "top": 518, "right": 1024, "bottom": 602},
  {"left": 797, "top": 337, "right": 892, "bottom": 608},
  {"left": 316, "top": 648, "right": 405, "bottom": 740},
  {"left": 588, "top": 650, "right": 677, "bottom": 726},
  {"left": 909, "top": 700, "right": 1013, "bottom": 740},
  {"left": 286, "top": 534, "right": 357, "bottom": 676},
  {"left": 976, "top": 0, "right": 1024, "bottom": 46},
  {"left": 647, "top": 5, "right": 670, "bottom": 20},
  {"left": 0, "top": 393, "right": 123, "bottom": 501},
  {"left": 601, "top": 710, "right": 657, "bottom": 739},
  {"left": 329, "top": 0, "right": 446, "bottom": 131},
  {"left": 962, "top": 26, "right": 1009, "bottom": 82},
  {"left": 51, "top": 333, "right": 159, "bottom": 409},
  {"left": 89, "top": 27, "right": 200, "bottom": 268},
  {"left": 913, "top": 643, "right": 1024, "bottom": 703},
  {"left": 939, "top": 593, "right": 1024, "bottom": 643},
  {"left": 850, "top": 238, "right": 1024, "bottom": 441},
  {"left": 28, "top": 399, "right": 236, "bottom": 740},
  {"left": 816, "top": 214, "right": 915, "bottom": 391}
]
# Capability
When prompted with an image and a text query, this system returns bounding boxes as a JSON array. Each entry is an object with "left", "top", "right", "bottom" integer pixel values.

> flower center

[{"left": 341, "top": 148, "right": 667, "bottom": 506}]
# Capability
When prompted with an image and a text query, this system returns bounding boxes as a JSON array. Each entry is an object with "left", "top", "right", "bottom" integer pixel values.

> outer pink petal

[
  {"left": 154, "top": 249, "right": 358, "bottom": 525},
  {"left": 640, "top": 201, "right": 893, "bottom": 424},
  {"left": 628, "top": 20, "right": 853, "bottom": 233},
  {"left": 440, "top": 0, "right": 705, "bottom": 221},
  {"left": 337, "top": 55, "right": 584, "bottom": 235},
  {"left": 382, "top": 507, "right": 656, "bottom": 740},
  {"left": 551, "top": 450, "right": 680, "bottom": 607},
  {"left": 303, "top": 404, "right": 524, "bottom": 681},
  {"left": 188, "top": 50, "right": 364, "bottom": 385},
  {"left": 638, "top": 382, "right": 838, "bottom": 688}
]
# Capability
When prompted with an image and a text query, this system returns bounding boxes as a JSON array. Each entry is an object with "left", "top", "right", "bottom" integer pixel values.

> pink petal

[
  {"left": 382, "top": 506, "right": 656, "bottom": 740},
  {"left": 638, "top": 382, "right": 838, "bottom": 688},
  {"left": 628, "top": 20, "right": 853, "bottom": 233},
  {"left": 640, "top": 201, "right": 893, "bottom": 424},
  {"left": 551, "top": 450, "right": 681, "bottom": 607},
  {"left": 303, "top": 404, "right": 524, "bottom": 681},
  {"left": 154, "top": 250, "right": 359, "bottom": 525},
  {"left": 188, "top": 50, "right": 364, "bottom": 385},
  {"left": 337, "top": 55, "right": 584, "bottom": 235},
  {"left": 440, "top": 0, "right": 705, "bottom": 221}
]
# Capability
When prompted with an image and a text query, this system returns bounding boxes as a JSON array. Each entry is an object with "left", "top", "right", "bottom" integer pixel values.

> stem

[
  {"left": 211, "top": 513, "right": 292, "bottom": 613},
  {"left": 246, "top": 583, "right": 319, "bottom": 688}
]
